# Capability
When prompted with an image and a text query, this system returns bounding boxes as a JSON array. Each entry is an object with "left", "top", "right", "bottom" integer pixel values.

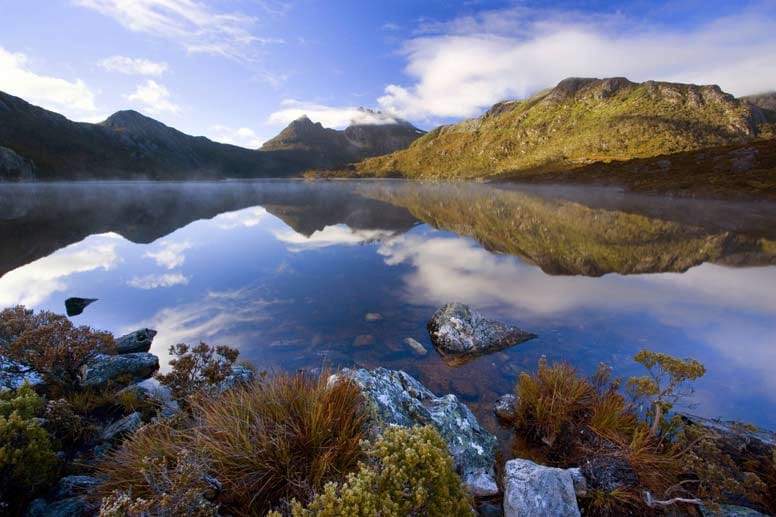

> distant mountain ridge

[
  {"left": 0, "top": 93, "right": 421, "bottom": 180},
  {"left": 353, "top": 77, "right": 776, "bottom": 179},
  {"left": 261, "top": 109, "right": 424, "bottom": 169}
]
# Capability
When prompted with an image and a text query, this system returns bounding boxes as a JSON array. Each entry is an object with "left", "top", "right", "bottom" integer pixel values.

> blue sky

[{"left": 2, "top": 0, "right": 775, "bottom": 147}]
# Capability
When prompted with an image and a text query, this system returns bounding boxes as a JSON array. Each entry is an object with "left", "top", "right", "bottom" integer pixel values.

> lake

[{"left": 1, "top": 180, "right": 775, "bottom": 437}]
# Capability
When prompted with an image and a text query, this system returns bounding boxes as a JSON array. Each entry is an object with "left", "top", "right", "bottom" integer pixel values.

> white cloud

[
  {"left": 274, "top": 224, "right": 396, "bottom": 252},
  {"left": 74, "top": 0, "right": 281, "bottom": 60},
  {"left": 126, "top": 80, "right": 180, "bottom": 114},
  {"left": 0, "top": 46, "right": 97, "bottom": 115},
  {"left": 0, "top": 233, "right": 121, "bottom": 307},
  {"left": 212, "top": 207, "right": 268, "bottom": 228},
  {"left": 99, "top": 55, "right": 168, "bottom": 76},
  {"left": 268, "top": 100, "right": 401, "bottom": 128},
  {"left": 144, "top": 241, "right": 193, "bottom": 269},
  {"left": 382, "top": 23, "right": 401, "bottom": 31},
  {"left": 210, "top": 125, "right": 265, "bottom": 148},
  {"left": 127, "top": 272, "right": 189, "bottom": 289},
  {"left": 378, "top": 7, "right": 776, "bottom": 120},
  {"left": 255, "top": 70, "right": 289, "bottom": 89}
]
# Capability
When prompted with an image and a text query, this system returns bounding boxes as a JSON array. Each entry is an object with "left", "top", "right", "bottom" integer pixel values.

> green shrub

[
  {"left": 0, "top": 306, "right": 115, "bottom": 394},
  {"left": 0, "top": 384, "right": 57, "bottom": 510},
  {"left": 278, "top": 426, "right": 472, "bottom": 517},
  {"left": 191, "top": 370, "right": 368, "bottom": 514},
  {"left": 156, "top": 342, "right": 239, "bottom": 407}
]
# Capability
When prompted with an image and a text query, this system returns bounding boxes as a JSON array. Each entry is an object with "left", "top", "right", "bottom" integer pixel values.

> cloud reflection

[
  {"left": 0, "top": 233, "right": 122, "bottom": 307},
  {"left": 273, "top": 224, "right": 396, "bottom": 252}
]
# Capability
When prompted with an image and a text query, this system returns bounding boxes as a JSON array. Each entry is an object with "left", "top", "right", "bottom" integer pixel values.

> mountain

[
  {"left": 261, "top": 109, "right": 425, "bottom": 169},
  {"left": 743, "top": 92, "right": 776, "bottom": 121},
  {"left": 353, "top": 77, "right": 775, "bottom": 179},
  {"left": 0, "top": 93, "right": 422, "bottom": 180}
]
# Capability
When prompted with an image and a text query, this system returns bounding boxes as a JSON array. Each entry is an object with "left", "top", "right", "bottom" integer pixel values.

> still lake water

[{"left": 1, "top": 180, "right": 775, "bottom": 434}]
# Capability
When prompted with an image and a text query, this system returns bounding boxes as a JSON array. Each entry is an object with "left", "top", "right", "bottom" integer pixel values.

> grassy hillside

[{"left": 355, "top": 77, "right": 774, "bottom": 179}]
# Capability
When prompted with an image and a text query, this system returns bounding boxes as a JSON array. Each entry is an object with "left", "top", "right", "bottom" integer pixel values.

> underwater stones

[
  {"left": 494, "top": 393, "right": 518, "bottom": 422},
  {"left": 503, "top": 459, "right": 581, "bottom": 517},
  {"left": 403, "top": 337, "right": 428, "bottom": 356},
  {"left": 64, "top": 297, "right": 97, "bottom": 317},
  {"left": 79, "top": 352, "right": 159, "bottom": 388},
  {"left": 365, "top": 312, "right": 384, "bottom": 321},
  {"left": 115, "top": 328, "right": 157, "bottom": 354},
  {"left": 353, "top": 334, "right": 374, "bottom": 346},
  {"left": 427, "top": 303, "right": 536, "bottom": 366},
  {"left": 332, "top": 367, "right": 498, "bottom": 496}
]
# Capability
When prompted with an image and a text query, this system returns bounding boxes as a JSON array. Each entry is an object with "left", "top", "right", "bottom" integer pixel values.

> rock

[
  {"left": 403, "top": 337, "right": 428, "bottom": 356},
  {"left": 365, "top": 312, "right": 384, "bottom": 321},
  {"left": 352, "top": 334, "right": 374, "bottom": 346},
  {"left": 476, "top": 502, "right": 502, "bottom": 517},
  {"left": 0, "top": 146, "right": 35, "bottom": 180},
  {"left": 700, "top": 504, "right": 769, "bottom": 516},
  {"left": 494, "top": 394, "right": 518, "bottom": 422},
  {"left": 503, "top": 459, "right": 581, "bottom": 517},
  {"left": 64, "top": 297, "right": 98, "bottom": 317},
  {"left": 567, "top": 467, "right": 588, "bottom": 497},
  {"left": 79, "top": 352, "right": 159, "bottom": 388},
  {"left": 26, "top": 496, "right": 95, "bottom": 517},
  {"left": 55, "top": 475, "right": 101, "bottom": 499},
  {"left": 218, "top": 364, "right": 256, "bottom": 392},
  {"left": 427, "top": 303, "right": 536, "bottom": 366},
  {"left": 131, "top": 378, "right": 180, "bottom": 418},
  {"left": 101, "top": 411, "right": 142, "bottom": 442},
  {"left": 680, "top": 413, "right": 776, "bottom": 453},
  {"left": 0, "top": 355, "right": 44, "bottom": 390},
  {"left": 332, "top": 367, "right": 498, "bottom": 496},
  {"left": 580, "top": 454, "right": 638, "bottom": 492},
  {"left": 115, "top": 328, "right": 157, "bottom": 354}
]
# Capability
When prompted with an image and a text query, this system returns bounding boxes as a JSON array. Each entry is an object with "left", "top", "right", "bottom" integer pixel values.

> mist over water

[{"left": 2, "top": 180, "right": 775, "bottom": 432}]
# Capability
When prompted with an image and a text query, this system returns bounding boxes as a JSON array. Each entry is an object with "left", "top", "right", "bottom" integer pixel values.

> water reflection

[{"left": 0, "top": 180, "right": 774, "bottom": 430}]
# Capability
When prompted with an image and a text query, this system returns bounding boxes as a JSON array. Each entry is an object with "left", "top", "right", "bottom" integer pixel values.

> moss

[{"left": 277, "top": 426, "right": 472, "bottom": 517}]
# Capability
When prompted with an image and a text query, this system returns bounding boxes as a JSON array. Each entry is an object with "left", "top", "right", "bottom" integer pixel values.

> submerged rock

[
  {"left": 79, "top": 352, "right": 159, "bottom": 388},
  {"left": 64, "top": 297, "right": 98, "bottom": 317},
  {"left": 427, "top": 303, "right": 536, "bottom": 366},
  {"left": 365, "top": 312, "right": 384, "bottom": 321},
  {"left": 494, "top": 393, "right": 518, "bottom": 422},
  {"left": 115, "top": 328, "right": 157, "bottom": 354},
  {"left": 403, "top": 337, "right": 428, "bottom": 356},
  {"left": 332, "top": 367, "right": 499, "bottom": 496},
  {"left": 503, "top": 459, "right": 581, "bottom": 517}
]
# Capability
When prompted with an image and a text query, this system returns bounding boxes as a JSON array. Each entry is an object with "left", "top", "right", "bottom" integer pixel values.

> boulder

[
  {"left": 580, "top": 454, "right": 638, "bottom": 492},
  {"left": 0, "top": 355, "right": 44, "bottom": 390},
  {"left": 64, "top": 297, "right": 97, "bottom": 317},
  {"left": 115, "top": 328, "right": 157, "bottom": 354},
  {"left": 427, "top": 303, "right": 536, "bottom": 366},
  {"left": 101, "top": 411, "right": 142, "bottom": 442},
  {"left": 218, "top": 364, "right": 256, "bottom": 392},
  {"left": 503, "top": 459, "right": 581, "bottom": 517},
  {"left": 55, "top": 475, "right": 101, "bottom": 499},
  {"left": 494, "top": 394, "right": 518, "bottom": 422},
  {"left": 130, "top": 378, "right": 180, "bottom": 418},
  {"left": 332, "top": 367, "right": 498, "bottom": 496},
  {"left": 79, "top": 353, "right": 159, "bottom": 388}
]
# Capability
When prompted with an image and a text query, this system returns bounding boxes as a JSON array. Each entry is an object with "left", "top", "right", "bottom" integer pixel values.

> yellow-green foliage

[
  {"left": 355, "top": 78, "right": 765, "bottom": 179},
  {"left": 626, "top": 349, "right": 706, "bottom": 434},
  {"left": 191, "top": 370, "right": 368, "bottom": 514},
  {"left": 0, "top": 384, "right": 57, "bottom": 507},
  {"left": 98, "top": 450, "right": 218, "bottom": 517},
  {"left": 276, "top": 426, "right": 471, "bottom": 517},
  {"left": 0, "top": 305, "right": 115, "bottom": 394}
]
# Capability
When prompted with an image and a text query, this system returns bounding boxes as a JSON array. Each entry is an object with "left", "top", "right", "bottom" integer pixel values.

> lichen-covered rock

[
  {"left": 427, "top": 303, "right": 536, "bottom": 366},
  {"left": 494, "top": 393, "right": 518, "bottom": 422},
  {"left": 115, "top": 328, "right": 157, "bottom": 354},
  {"left": 130, "top": 378, "right": 180, "bottom": 418},
  {"left": 580, "top": 454, "right": 638, "bottom": 492},
  {"left": 79, "top": 353, "right": 159, "bottom": 388},
  {"left": 218, "top": 364, "right": 256, "bottom": 392},
  {"left": 101, "top": 411, "right": 142, "bottom": 442},
  {"left": 332, "top": 367, "right": 498, "bottom": 496},
  {"left": 700, "top": 504, "right": 768, "bottom": 516},
  {"left": 0, "top": 355, "right": 44, "bottom": 390},
  {"left": 55, "top": 475, "right": 101, "bottom": 499},
  {"left": 503, "top": 459, "right": 581, "bottom": 517}
]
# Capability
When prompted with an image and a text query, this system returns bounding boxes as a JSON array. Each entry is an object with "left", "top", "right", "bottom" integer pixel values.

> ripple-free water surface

[{"left": 1, "top": 180, "right": 775, "bottom": 433}]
